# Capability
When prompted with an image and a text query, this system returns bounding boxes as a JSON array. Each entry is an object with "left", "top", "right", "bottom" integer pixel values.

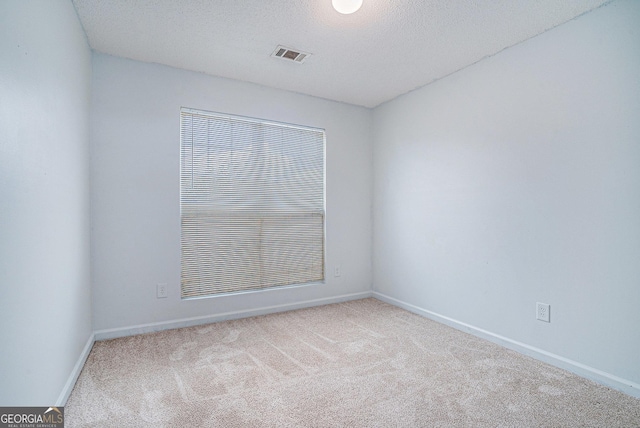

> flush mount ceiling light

[{"left": 332, "top": 0, "right": 363, "bottom": 14}]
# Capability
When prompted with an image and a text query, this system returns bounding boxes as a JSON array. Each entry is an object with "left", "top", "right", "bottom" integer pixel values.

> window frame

[{"left": 179, "top": 107, "right": 327, "bottom": 299}]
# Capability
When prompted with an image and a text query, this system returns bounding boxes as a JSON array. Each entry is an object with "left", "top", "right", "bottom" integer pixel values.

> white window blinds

[{"left": 180, "top": 108, "right": 325, "bottom": 298}]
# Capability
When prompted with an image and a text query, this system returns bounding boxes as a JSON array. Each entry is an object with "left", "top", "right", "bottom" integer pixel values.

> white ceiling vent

[{"left": 271, "top": 45, "right": 310, "bottom": 64}]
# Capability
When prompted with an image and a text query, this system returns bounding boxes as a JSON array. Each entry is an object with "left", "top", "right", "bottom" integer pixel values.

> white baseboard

[
  {"left": 94, "top": 291, "right": 373, "bottom": 341},
  {"left": 372, "top": 291, "right": 640, "bottom": 399},
  {"left": 56, "top": 333, "right": 95, "bottom": 406}
]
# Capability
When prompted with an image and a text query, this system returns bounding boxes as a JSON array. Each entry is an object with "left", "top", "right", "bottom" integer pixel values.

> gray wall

[
  {"left": 373, "top": 0, "right": 640, "bottom": 389},
  {"left": 0, "top": 1, "right": 93, "bottom": 405},
  {"left": 90, "top": 54, "right": 373, "bottom": 332}
]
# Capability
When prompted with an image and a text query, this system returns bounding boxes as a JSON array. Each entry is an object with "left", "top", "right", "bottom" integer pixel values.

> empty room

[{"left": 1, "top": 0, "right": 639, "bottom": 426}]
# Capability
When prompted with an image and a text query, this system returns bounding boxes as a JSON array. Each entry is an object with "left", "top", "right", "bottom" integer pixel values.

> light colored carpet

[{"left": 66, "top": 298, "right": 640, "bottom": 427}]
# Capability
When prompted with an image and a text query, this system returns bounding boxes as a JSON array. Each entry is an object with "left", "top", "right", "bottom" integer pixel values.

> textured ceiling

[{"left": 72, "top": 0, "right": 610, "bottom": 108}]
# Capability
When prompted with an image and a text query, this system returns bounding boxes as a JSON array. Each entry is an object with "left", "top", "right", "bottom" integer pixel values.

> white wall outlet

[
  {"left": 536, "top": 302, "right": 550, "bottom": 322},
  {"left": 157, "top": 283, "right": 168, "bottom": 298},
  {"left": 334, "top": 265, "right": 341, "bottom": 277}
]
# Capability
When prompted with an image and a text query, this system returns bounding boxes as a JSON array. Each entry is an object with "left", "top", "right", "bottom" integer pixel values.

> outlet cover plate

[
  {"left": 157, "top": 283, "right": 168, "bottom": 299},
  {"left": 536, "top": 302, "right": 550, "bottom": 322}
]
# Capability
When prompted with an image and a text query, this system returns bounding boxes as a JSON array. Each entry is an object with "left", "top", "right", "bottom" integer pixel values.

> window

[{"left": 180, "top": 108, "right": 325, "bottom": 298}]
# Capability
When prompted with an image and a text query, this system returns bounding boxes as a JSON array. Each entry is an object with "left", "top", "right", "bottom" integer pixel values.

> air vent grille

[{"left": 271, "top": 45, "right": 310, "bottom": 64}]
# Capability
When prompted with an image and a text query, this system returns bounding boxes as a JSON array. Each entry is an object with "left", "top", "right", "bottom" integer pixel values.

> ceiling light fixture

[{"left": 332, "top": 0, "right": 363, "bottom": 14}]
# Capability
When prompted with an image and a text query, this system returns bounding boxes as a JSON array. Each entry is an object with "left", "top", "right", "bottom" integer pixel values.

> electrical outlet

[
  {"left": 536, "top": 302, "right": 550, "bottom": 322},
  {"left": 157, "top": 283, "right": 168, "bottom": 299},
  {"left": 334, "top": 265, "right": 341, "bottom": 277}
]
